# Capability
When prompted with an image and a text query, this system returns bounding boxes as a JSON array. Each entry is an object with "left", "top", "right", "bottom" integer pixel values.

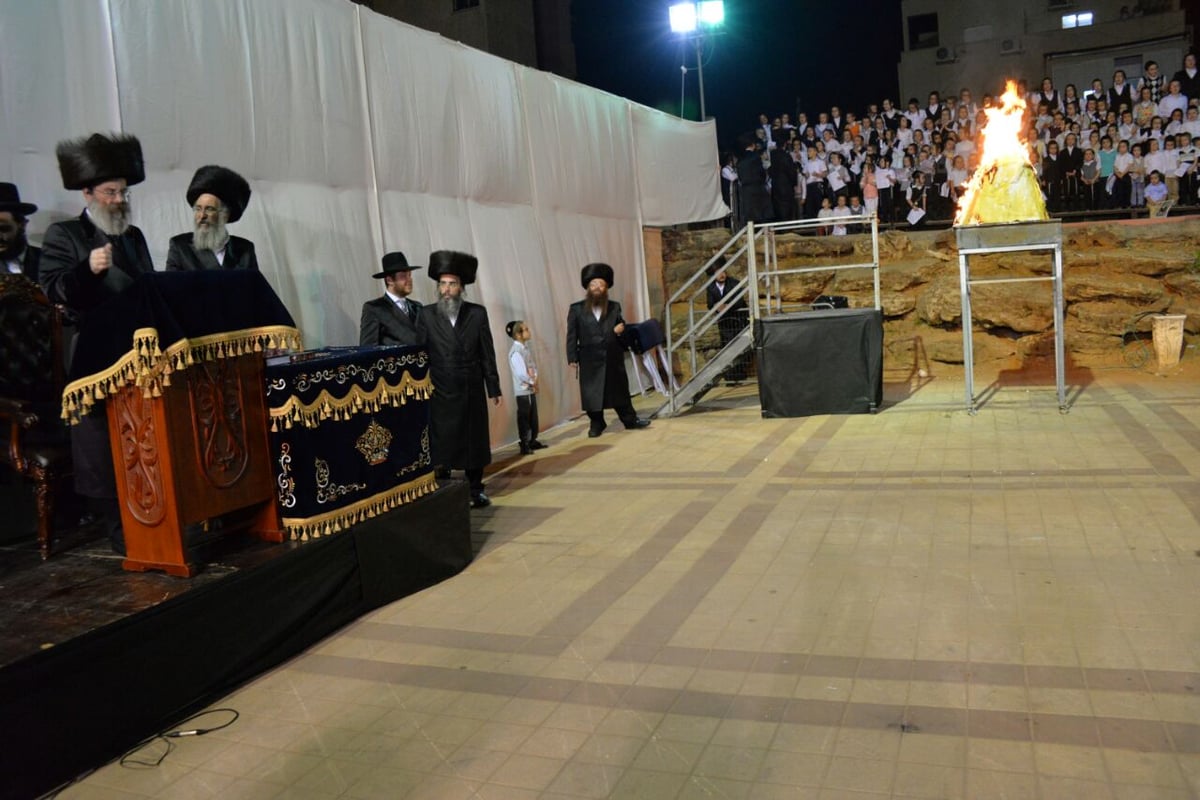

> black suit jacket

[
  {"left": 706, "top": 278, "right": 746, "bottom": 312},
  {"left": 6, "top": 245, "right": 41, "bottom": 283},
  {"left": 39, "top": 212, "right": 154, "bottom": 314},
  {"left": 359, "top": 294, "right": 422, "bottom": 347},
  {"left": 164, "top": 233, "right": 258, "bottom": 271}
]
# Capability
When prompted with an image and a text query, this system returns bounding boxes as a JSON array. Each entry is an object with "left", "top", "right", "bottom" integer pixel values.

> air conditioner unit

[
  {"left": 999, "top": 38, "right": 1023, "bottom": 55},
  {"left": 935, "top": 46, "right": 958, "bottom": 64}
]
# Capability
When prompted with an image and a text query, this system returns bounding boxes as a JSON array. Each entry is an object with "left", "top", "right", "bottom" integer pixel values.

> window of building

[
  {"left": 1061, "top": 11, "right": 1094, "bottom": 28},
  {"left": 453, "top": 0, "right": 480, "bottom": 10},
  {"left": 907, "top": 13, "right": 939, "bottom": 50}
]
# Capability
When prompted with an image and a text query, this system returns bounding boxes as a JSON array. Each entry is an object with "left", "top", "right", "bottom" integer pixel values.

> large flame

[{"left": 954, "top": 80, "right": 1049, "bottom": 225}]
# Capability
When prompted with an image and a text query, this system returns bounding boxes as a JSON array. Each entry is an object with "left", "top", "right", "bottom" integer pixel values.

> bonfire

[{"left": 954, "top": 81, "right": 1049, "bottom": 225}]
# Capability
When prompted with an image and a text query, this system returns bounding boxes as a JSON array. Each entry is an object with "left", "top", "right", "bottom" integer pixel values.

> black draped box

[
  {"left": 756, "top": 308, "right": 883, "bottom": 417},
  {"left": 63, "top": 270, "right": 300, "bottom": 421},
  {"left": 265, "top": 346, "right": 436, "bottom": 539}
]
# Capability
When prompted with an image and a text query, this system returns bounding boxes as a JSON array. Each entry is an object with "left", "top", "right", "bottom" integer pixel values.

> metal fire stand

[{"left": 954, "top": 220, "right": 1067, "bottom": 414}]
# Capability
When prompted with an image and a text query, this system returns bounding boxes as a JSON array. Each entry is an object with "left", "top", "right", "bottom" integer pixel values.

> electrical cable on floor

[
  {"left": 39, "top": 708, "right": 240, "bottom": 798},
  {"left": 119, "top": 708, "right": 240, "bottom": 768},
  {"left": 1121, "top": 310, "right": 1158, "bottom": 369}
]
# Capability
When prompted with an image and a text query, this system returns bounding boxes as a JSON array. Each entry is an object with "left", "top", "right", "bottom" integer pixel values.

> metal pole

[
  {"left": 959, "top": 252, "right": 976, "bottom": 414},
  {"left": 695, "top": 35, "right": 706, "bottom": 121},
  {"left": 1053, "top": 243, "right": 1067, "bottom": 412}
]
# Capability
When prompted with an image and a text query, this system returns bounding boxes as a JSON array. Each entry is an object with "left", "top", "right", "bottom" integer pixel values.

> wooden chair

[{"left": 0, "top": 274, "right": 71, "bottom": 559}]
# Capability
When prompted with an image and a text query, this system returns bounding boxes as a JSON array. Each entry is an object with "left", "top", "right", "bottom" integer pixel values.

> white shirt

[
  {"left": 384, "top": 289, "right": 413, "bottom": 317},
  {"left": 1159, "top": 94, "right": 1187, "bottom": 119},
  {"left": 508, "top": 340, "right": 536, "bottom": 396}
]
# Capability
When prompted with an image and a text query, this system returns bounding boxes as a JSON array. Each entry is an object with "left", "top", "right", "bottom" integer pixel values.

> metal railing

[{"left": 661, "top": 214, "right": 881, "bottom": 416}]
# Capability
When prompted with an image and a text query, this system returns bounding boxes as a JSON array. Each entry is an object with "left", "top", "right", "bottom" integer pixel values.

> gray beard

[
  {"left": 438, "top": 294, "right": 463, "bottom": 319},
  {"left": 193, "top": 219, "right": 229, "bottom": 252},
  {"left": 87, "top": 200, "right": 130, "bottom": 236}
]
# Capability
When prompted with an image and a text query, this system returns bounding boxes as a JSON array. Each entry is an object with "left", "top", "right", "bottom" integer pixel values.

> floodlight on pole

[{"left": 668, "top": 1, "right": 724, "bottom": 122}]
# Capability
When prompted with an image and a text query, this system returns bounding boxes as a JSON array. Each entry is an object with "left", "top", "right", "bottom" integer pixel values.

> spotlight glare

[
  {"left": 698, "top": 0, "right": 724, "bottom": 26},
  {"left": 669, "top": 2, "right": 697, "bottom": 33}
]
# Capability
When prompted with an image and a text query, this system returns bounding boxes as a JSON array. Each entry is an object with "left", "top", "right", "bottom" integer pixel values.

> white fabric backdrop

[{"left": 0, "top": 0, "right": 727, "bottom": 446}]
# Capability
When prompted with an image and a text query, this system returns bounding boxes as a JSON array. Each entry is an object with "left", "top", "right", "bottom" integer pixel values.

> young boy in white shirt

[{"left": 506, "top": 320, "right": 547, "bottom": 455}]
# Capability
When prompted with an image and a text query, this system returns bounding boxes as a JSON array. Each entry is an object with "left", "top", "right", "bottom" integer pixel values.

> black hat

[
  {"left": 56, "top": 132, "right": 145, "bottom": 190},
  {"left": 505, "top": 320, "right": 523, "bottom": 339},
  {"left": 0, "top": 183, "right": 37, "bottom": 216},
  {"left": 428, "top": 250, "right": 478, "bottom": 285},
  {"left": 737, "top": 132, "right": 757, "bottom": 149},
  {"left": 372, "top": 251, "right": 421, "bottom": 279},
  {"left": 186, "top": 165, "right": 251, "bottom": 223},
  {"left": 580, "top": 262, "right": 614, "bottom": 289}
]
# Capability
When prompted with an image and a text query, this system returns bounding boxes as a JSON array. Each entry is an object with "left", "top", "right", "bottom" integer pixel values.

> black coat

[
  {"left": 360, "top": 295, "right": 423, "bottom": 347},
  {"left": 164, "top": 232, "right": 259, "bottom": 271},
  {"left": 39, "top": 212, "right": 154, "bottom": 314},
  {"left": 8, "top": 244, "right": 41, "bottom": 283},
  {"left": 417, "top": 301, "right": 500, "bottom": 470},
  {"left": 566, "top": 298, "right": 631, "bottom": 412}
]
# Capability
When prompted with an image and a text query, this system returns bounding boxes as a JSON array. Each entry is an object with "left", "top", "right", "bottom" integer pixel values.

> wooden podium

[
  {"left": 61, "top": 270, "right": 300, "bottom": 577},
  {"left": 107, "top": 352, "right": 284, "bottom": 576}
]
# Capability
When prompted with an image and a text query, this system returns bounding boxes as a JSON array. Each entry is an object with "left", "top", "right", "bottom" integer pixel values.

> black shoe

[
  {"left": 528, "top": 440, "right": 548, "bottom": 450},
  {"left": 519, "top": 442, "right": 532, "bottom": 455},
  {"left": 624, "top": 418, "right": 651, "bottom": 430},
  {"left": 588, "top": 421, "right": 607, "bottom": 438},
  {"left": 470, "top": 492, "right": 492, "bottom": 508}
]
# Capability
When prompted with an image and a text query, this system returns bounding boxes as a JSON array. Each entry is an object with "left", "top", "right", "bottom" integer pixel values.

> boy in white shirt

[
  {"left": 506, "top": 320, "right": 546, "bottom": 455},
  {"left": 830, "top": 195, "right": 852, "bottom": 235}
]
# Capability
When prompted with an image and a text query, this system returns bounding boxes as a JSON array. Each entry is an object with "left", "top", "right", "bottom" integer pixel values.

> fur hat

[
  {"left": 427, "top": 250, "right": 478, "bottom": 285},
  {"left": 186, "top": 165, "right": 251, "bottom": 223},
  {"left": 56, "top": 132, "right": 145, "bottom": 190},
  {"left": 372, "top": 251, "right": 421, "bottom": 279},
  {"left": 0, "top": 183, "right": 37, "bottom": 216},
  {"left": 580, "top": 262, "right": 614, "bottom": 289}
]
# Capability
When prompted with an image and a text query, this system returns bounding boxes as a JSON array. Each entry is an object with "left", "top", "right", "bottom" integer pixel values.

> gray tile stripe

[
  {"left": 1140, "top": 398, "right": 1200, "bottom": 455},
  {"left": 776, "top": 416, "right": 846, "bottom": 478},
  {"left": 340, "top": 622, "right": 1200, "bottom": 694},
  {"left": 1094, "top": 387, "right": 1190, "bottom": 475},
  {"left": 726, "top": 424, "right": 799, "bottom": 478},
  {"left": 614, "top": 497, "right": 774, "bottom": 651},
  {"left": 533, "top": 497, "right": 728, "bottom": 641},
  {"left": 291, "top": 653, "right": 1200, "bottom": 754}
]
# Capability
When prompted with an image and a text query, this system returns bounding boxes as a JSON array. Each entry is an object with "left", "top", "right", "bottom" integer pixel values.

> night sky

[{"left": 572, "top": 0, "right": 904, "bottom": 154}]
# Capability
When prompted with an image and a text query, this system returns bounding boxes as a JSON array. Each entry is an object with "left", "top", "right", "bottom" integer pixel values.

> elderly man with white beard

[
  {"left": 39, "top": 132, "right": 155, "bottom": 555},
  {"left": 165, "top": 165, "right": 258, "bottom": 271}
]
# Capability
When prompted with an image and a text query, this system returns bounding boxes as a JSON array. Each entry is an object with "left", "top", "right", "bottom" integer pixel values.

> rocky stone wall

[{"left": 658, "top": 218, "right": 1200, "bottom": 372}]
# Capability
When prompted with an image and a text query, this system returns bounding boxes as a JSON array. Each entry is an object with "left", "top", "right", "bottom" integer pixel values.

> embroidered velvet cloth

[{"left": 264, "top": 345, "right": 435, "bottom": 539}]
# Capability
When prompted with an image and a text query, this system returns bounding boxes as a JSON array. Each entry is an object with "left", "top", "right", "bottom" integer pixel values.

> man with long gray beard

[
  {"left": 39, "top": 132, "right": 155, "bottom": 555},
  {"left": 416, "top": 250, "right": 501, "bottom": 508},
  {"left": 566, "top": 262, "right": 650, "bottom": 438},
  {"left": 165, "top": 165, "right": 258, "bottom": 271}
]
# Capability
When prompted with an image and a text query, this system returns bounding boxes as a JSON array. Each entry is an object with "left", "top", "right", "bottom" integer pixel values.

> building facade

[
  {"left": 898, "top": 0, "right": 1190, "bottom": 103},
  {"left": 353, "top": 0, "right": 576, "bottom": 79}
]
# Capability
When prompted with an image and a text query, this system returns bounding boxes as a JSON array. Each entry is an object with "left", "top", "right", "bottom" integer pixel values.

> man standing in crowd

[
  {"left": 360, "top": 251, "right": 422, "bottom": 346},
  {"left": 736, "top": 133, "right": 770, "bottom": 224},
  {"left": 165, "top": 165, "right": 258, "bottom": 271},
  {"left": 566, "top": 262, "right": 650, "bottom": 438},
  {"left": 0, "top": 183, "right": 40, "bottom": 281},
  {"left": 417, "top": 250, "right": 501, "bottom": 508},
  {"left": 39, "top": 132, "right": 155, "bottom": 555}
]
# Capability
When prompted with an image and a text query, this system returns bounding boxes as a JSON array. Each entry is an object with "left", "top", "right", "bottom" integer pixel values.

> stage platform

[{"left": 0, "top": 479, "right": 471, "bottom": 800}]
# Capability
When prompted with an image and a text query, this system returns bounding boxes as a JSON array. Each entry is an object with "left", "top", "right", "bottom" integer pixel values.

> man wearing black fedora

[
  {"left": 566, "top": 262, "right": 651, "bottom": 438},
  {"left": 417, "top": 250, "right": 501, "bottom": 508},
  {"left": 359, "top": 251, "right": 423, "bottom": 347},
  {"left": 0, "top": 182, "right": 40, "bottom": 282},
  {"left": 165, "top": 165, "right": 258, "bottom": 271},
  {"left": 39, "top": 132, "right": 156, "bottom": 555}
]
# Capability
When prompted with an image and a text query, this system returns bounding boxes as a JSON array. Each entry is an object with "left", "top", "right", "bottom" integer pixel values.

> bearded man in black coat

[
  {"left": 38, "top": 132, "right": 155, "bottom": 554},
  {"left": 566, "top": 262, "right": 651, "bottom": 438},
  {"left": 165, "top": 165, "right": 259, "bottom": 271},
  {"left": 416, "top": 250, "right": 501, "bottom": 508},
  {"left": 0, "top": 183, "right": 41, "bottom": 282}
]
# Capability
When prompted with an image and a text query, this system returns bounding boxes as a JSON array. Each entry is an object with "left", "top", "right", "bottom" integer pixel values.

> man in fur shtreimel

[{"left": 165, "top": 165, "right": 258, "bottom": 271}]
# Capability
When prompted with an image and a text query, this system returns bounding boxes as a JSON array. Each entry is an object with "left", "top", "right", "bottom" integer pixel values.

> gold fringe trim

[
  {"left": 61, "top": 325, "right": 303, "bottom": 424},
  {"left": 281, "top": 471, "right": 438, "bottom": 540},
  {"left": 269, "top": 372, "right": 433, "bottom": 430}
]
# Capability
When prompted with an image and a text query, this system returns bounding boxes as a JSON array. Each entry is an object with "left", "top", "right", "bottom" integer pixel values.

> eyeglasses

[
  {"left": 94, "top": 188, "right": 132, "bottom": 200},
  {"left": 193, "top": 205, "right": 221, "bottom": 216}
]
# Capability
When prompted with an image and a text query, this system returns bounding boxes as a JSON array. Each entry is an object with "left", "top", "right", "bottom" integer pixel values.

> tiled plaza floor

[{"left": 62, "top": 363, "right": 1200, "bottom": 799}]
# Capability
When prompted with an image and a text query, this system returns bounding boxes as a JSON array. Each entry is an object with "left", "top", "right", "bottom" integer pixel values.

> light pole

[{"left": 669, "top": 1, "right": 724, "bottom": 121}]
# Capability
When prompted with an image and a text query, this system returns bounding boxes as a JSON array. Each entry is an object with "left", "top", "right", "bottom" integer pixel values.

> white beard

[{"left": 193, "top": 218, "right": 229, "bottom": 252}]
